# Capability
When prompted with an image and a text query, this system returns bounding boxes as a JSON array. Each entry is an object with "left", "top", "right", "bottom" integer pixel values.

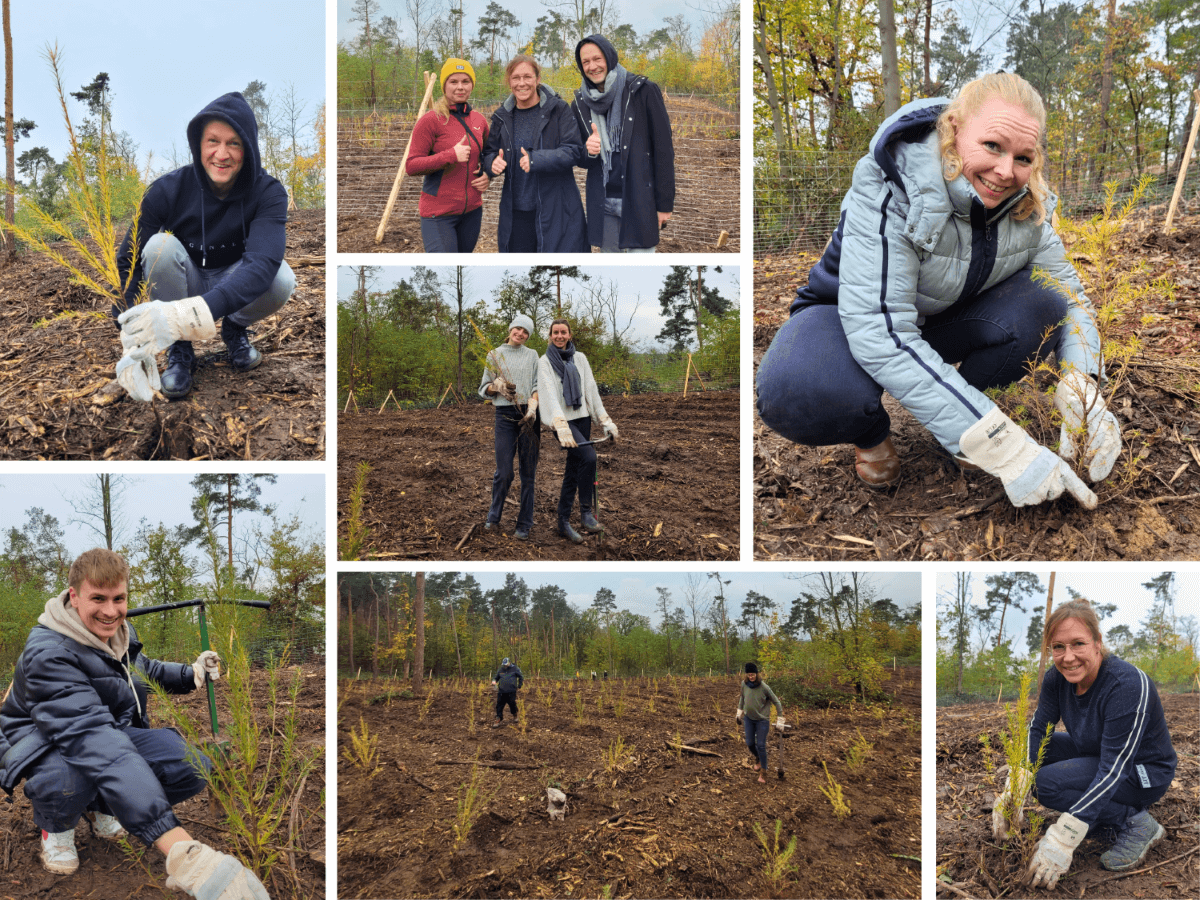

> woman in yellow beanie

[{"left": 405, "top": 58, "right": 491, "bottom": 252}]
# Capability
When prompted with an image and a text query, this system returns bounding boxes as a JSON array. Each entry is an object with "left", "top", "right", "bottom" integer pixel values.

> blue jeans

[
  {"left": 756, "top": 266, "right": 1068, "bottom": 448},
  {"left": 743, "top": 716, "right": 770, "bottom": 770},
  {"left": 1033, "top": 732, "right": 1169, "bottom": 827},
  {"left": 140, "top": 232, "right": 294, "bottom": 327},
  {"left": 420, "top": 207, "right": 483, "bottom": 253},
  {"left": 557, "top": 417, "right": 597, "bottom": 521},
  {"left": 488, "top": 406, "right": 539, "bottom": 532},
  {"left": 23, "top": 726, "right": 211, "bottom": 838}
]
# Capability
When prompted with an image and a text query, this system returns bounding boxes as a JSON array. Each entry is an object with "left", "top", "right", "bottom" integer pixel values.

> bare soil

[
  {"left": 338, "top": 668, "right": 921, "bottom": 899},
  {"left": 0, "top": 208, "right": 325, "bottom": 460},
  {"left": 336, "top": 391, "right": 739, "bottom": 561},
  {"left": 936, "top": 693, "right": 1199, "bottom": 899},
  {"left": 753, "top": 212, "right": 1200, "bottom": 560},
  {"left": 0, "top": 662, "right": 326, "bottom": 900}
]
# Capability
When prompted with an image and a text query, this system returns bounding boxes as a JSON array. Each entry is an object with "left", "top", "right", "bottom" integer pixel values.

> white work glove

[
  {"left": 552, "top": 416, "right": 577, "bottom": 448},
  {"left": 992, "top": 766, "right": 1034, "bottom": 841},
  {"left": 118, "top": 297, "right": 216, "bottom": 355},
  {"left": 735, "top": 709, "right": 743, "bottom": 725},
  {"left": 775, "top": 716, "right": 786, "bottom": 733},
  {"left": 192, "top": 650, "right": 221, "bottom": 688},
  {"left": 599, "top": 415, "right": 619, "bottom": 444},
  {"left": 489, "top": 376, "right": 516, "bottom": 401},
  {"left": 521, "top": 395, "right": 539, "bottom": 424},
  {"left": 1027, "top": 813, "right": 1087, "bottom": 889},
  {"left": 958, "top": 407, "right": 1097, "bottom": 510},
  {"left": 115, "top": 346, "right": 161, "bottom": 402},
  {"left": 1055, "top": 371, "right": 1121, "bottom": 482},
  {"left": 165, "top": 840, "right": 270, "bottom": 900}
]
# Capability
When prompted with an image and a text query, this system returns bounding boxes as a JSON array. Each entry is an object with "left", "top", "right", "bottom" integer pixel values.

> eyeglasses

[{"left": 1050, "top": 640, "right": 1092, "bottom": 657}]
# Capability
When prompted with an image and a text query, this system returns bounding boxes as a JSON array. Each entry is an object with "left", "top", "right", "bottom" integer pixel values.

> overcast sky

[
  {"left": 935, "top": 572, "right": 1200, "bottom": 656},
  {"left": 12, "top": 1, "right": 325, "bottom": 168},
  {"left": 1, "top": 473, "right": 325, "bottom": 561},
  {"left": 336, "top": 264, "right": 741, "bottom": 347}
]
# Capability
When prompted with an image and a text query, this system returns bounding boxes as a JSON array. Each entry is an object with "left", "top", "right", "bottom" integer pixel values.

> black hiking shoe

[
  {"left": 221, "top": 318, "right": 262, "bottom": 371},
  {"left": 161, "top": 340, "right": 196, "bottom": 399}
]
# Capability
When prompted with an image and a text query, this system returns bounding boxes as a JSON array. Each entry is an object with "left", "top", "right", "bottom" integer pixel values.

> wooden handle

[{"left": 375, "top": 72, "right": 438, "bottom": 244}]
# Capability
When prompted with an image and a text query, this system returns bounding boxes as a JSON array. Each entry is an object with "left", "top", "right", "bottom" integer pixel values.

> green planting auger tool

[{"left": 126, "top": 597, "right": 271, "bottom": 752}]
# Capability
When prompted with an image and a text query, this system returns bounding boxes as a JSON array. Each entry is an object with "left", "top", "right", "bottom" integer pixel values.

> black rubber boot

[
  {"left": 221, "top": 318, "right": 262, "bottom": 371},
  {"left": 558, "top": 517, "right": 584, "bottom": 544},
  {"left": 160, "top": 341, "right": 195, "bottom": 399},
  {"left": 580, "top": 510, "right": 602, "bottom": 533}
]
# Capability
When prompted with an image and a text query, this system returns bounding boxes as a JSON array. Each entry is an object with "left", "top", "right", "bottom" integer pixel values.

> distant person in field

[
  {"left": 115, "top": 91, "right": 294, "bottom": 402},
  {"left": 490, "top": 657, "right": 524, "bottom": 727},
  {"left": 537, "top": 318, "right": 619, "bottom": 543},
  {"left": 405, "top": 58, "right": 490, "bottom": 253},
  {"left": 479, "top": 314, "right": 540, "bottom": 540},
  {"left": 481, "top": 55, "right": 588, "bottom": 253},
  {"left": 736, "top": 663, "right": 783, "bottom": 785},
  {"left": 993, "top": 600, "right": 1177, "bottom": 888},
  {"left": 0, "top": 549, "right": 268, "bottom": 899},
  {"left": 571, "top": 34, "right": 675, "bottom": 252},
  {"left": 756, "top": 73, "right": 1118, "bottom": 509}
]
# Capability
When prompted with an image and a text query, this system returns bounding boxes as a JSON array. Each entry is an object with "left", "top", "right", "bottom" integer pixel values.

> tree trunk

[
  {"left": 754, "top": 7, "right": 786, "bottom": 154},
  {"left": 1036, "top": 573, "right": 1056, "bottom": 691},
  {"left": 3, "top": 0, "right": 13, "bottom": 257},
  {"left": 413, "top": 573, "right": 425, "bottom": 692},
  {"left": 1095, "top": 0, "right": 1117, "bottom": 189},
  {"left": 447, "top": 595, "right": 463, "bottom": 678},
  {"left": 878, "top": 0, "right": 901, "bottom": 115}
]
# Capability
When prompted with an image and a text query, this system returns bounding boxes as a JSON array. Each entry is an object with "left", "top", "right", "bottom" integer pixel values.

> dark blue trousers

[
  {"left": 558, "top": 417, "right": 597, "bottom": 521},
  {"left": 23, "top": 726, "right": 211, "bottom": 835},
  {"left": 488, "top": 406, "right": 539, "bottom": 532},
  {"left": 1033, "top": 732, "right": 1169, "bottom": 827},
  {"left": 743, "top": 716, "right": 770, "bottom": 769},
  {"left": 419, "top": 207, "right": 483, "bottom": 253},
  {"left": 756, "top": 266, "right": 1068, "bottom": 449}
]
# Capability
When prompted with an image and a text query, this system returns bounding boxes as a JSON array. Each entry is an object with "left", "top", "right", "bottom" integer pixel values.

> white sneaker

[
  {"left": 90, "top": 812, "right": 126, "bottom": 841},
  {"left": 40, "top": 829, "right": 78, "bottom": 875}
]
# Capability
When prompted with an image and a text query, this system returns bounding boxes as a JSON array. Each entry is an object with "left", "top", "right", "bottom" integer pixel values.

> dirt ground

[
  {"left": 0, "top": 208, "right": 325, "bottom": 460},
  {"left": 336, "top": 390, "right": 739, "bottom": 561},
  {"left": 753, "top": 211, "right": 1200, "bottom": 560},
  {"left": 338, "top": 668, "right": 921, "bottom": 900},
  {"left": 936, "top": 692, "right": 1200, "bottom": 899},
  {"left": 0, "top": 662, "right": 326, "bottom": 900}
]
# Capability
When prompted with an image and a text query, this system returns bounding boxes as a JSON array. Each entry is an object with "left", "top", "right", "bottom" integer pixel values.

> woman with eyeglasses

[{"left": 992, "top": 600, "right": 1177, "bottom": 888}]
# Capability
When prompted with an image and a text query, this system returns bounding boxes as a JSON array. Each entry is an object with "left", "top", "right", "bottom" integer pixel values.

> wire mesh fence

[
  {"left": 338, "top": 92, "right": 740, "bottom": 253},
  {"left": 754, "top": 146, "right": 1200, "bottom": 257}
]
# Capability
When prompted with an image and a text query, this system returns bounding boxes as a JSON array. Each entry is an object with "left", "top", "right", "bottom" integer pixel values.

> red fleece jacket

[{"left": 405, "top": 103, "right": 489, "bottom": 218}]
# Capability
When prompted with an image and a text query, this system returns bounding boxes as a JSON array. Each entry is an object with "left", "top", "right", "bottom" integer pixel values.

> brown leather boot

[{"left": 854, "top": 436, "right": 900, "bottom": 487}]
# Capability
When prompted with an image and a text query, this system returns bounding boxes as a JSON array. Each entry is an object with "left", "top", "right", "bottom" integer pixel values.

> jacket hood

[
  {"left": 38, "top": 589, "right": 129, "bottom": 661},
  {"left": 575, "top": 34, "right": 619, "bottom": 85},
  {"left": 187, "top": 92, "right": 261, "bottom": 199}
]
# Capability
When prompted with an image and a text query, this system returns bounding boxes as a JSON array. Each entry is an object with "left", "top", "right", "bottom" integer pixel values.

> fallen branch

[
  {"left": 454, "top": 522, "right": 477, "bottom": 552},
  {"left": 1141, "top": 492, "right": 1200, "bottom": 506},
  {"left": 664, "top": 740, "right": 722, "bottom": 757},
  {"left": 954, "top": 490, "right": 1007, "bottom": 520},
  {"left": 434, "top": 758, "right": 541, "bottom": 770},
  {"left": 936, "top": 882, "right": 980, "bottom": 900}
]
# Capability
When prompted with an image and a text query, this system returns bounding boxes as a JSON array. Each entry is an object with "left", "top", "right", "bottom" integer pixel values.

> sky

[
  {"left": 336, "top": 264, "right": 741, "bottom": 347},
  {"left": 10, "top": 0, "right": 326, "bottom": 169},
  {"left": 935, "top": 572, "right": 1200, "bottom": 656},
  {"left": 0, "top": 473, "right": 325, "bottom": 560},
  {"left": 406, "top": 570, "right": 919, "bottom": 624}
]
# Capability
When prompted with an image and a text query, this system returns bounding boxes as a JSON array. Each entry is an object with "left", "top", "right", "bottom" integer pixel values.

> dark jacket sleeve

[
  {"left": 200, "top": 180, "right": 288, "bottom": 321},
  {"left": 530, "top": 101, "right": 582, "bottom": 174},
  {"left": 643, "top": 82, "right": 675, "bottom": 214},
  {"left": 571, "top": 100, "right": 602, "bottom": 171},
  {"left": 114, "top": 179, "right": 174, "bottom": 318},
  {"left": 136, "top": 654, "right": 196, "bottom": 696}
]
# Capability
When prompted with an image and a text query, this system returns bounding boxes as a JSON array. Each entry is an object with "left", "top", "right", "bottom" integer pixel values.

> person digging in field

[
  {"left": 736, "top": 663, "right": 784, "bottom": 785},
  {"left": 0, "top": 549, "right": 269, "bottom": 899},
  {"left": 992, "top": 600, "right": 1177, "bottom": 888},
  {"left": 757, "top": 73, "right": 1118, "bottom": 510},
  {"left": 571, "top": 34, "right": 675, "bottom": 252},
  {"left": 114, "top": 91, "right": 295, "bottom": 402},
  {"left": 479, "top": 314, "right": 540, "bottom": 540},
  {"left": 480, "top": 55, "right": 588, "bottom": 253},
  {"left": 490, "top": 657, "right": 524, "bottom": 727},
  {"left": 537, "top": 317, "right": 619, "bottom": 543},
  {"left": 405, "top": 58, "right": 491, "bottom": 253}
]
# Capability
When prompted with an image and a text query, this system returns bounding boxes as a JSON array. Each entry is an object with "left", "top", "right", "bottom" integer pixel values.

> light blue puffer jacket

[{"left": 792, "top": 98, "right": 1102, "bottom": 454}]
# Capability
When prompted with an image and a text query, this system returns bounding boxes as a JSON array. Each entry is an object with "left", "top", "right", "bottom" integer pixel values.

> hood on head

[
  {"left": 575, "top": 34, "right": 619, "bottom": 84},
  {"left": 187, "top": 92, "right": 261, "bottom": 198}
]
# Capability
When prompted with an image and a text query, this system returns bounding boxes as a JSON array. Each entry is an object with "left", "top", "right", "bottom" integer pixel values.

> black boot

[
  {"left": 581, "top": 510, "right": 602, "bottom": 533},
  {"left": 160, "top": 341, "right": 195, "bottom": 399},
  {"left": 221, "top": 318, "right": 262, "bottom": 371},
  {"left": 557, "top": 517, "right": 584, "bottom": 544}
]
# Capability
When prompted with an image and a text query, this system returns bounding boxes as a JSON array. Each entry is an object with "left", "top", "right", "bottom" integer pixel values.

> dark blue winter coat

[
  {"left": 493, "top": 664, "right": 524, "bottom": 692},
  {"left": 481, "top": 84, "right": 588, "bottom": 253},
  {"left": 115, "top": 91, "right": 289, "bottom": 321},
  {"left": 0, "top": 621, "right": 197, "bottom": 843}
]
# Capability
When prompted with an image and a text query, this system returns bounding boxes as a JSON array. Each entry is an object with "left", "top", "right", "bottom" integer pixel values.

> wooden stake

[
  {"left": 343, "top": 393, "right": 360, "bottom": 413},
  {"left": 1165, "top": 89, "right": 1200, "bottom": 234},
  {"left": 379, "top": 389, "right": 399, "bottom": 413},
  {"left": 375, "top": 72, "right": 437, "bottom": 244},
  {"left": 437, "top": 383, "right": 453, "bottom": 409}
]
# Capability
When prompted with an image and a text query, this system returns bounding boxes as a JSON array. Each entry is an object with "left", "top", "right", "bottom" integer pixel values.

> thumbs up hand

[
  {"left": 519, "top": 147, "right": 531, "bottom": 173},
  {"left": 491, "top": 148, "right": 507, "bottom": 175},
  {"left": 586, "top": 122, "right": 601, "bottom": 156},
  {"left": 453, "top": 135, "right": 471, "bottom": 164}
]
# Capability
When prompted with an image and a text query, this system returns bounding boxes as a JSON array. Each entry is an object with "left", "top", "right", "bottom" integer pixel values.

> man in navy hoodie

[{"left": 114, "top": 92, "right": 293, "bottom": 400}]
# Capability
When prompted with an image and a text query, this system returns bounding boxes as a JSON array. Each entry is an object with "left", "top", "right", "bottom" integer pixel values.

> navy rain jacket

[
  {"left": 115, "top": 91, "right": 289, "bottom": 322},
  {"left": 493, "top": 664, "right": 524, "bottom": 692}
]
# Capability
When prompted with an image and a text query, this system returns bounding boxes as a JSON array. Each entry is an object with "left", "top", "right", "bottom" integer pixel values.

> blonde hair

[
  {"left": 936, "top": 73, "right": 1049, "bottom": 224},
  {"left": 69, "top": 548, "right": 129, "bottom": 591},
  {"left": 1042, "top": 599, "right": 1110, "bottom": 659}
]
